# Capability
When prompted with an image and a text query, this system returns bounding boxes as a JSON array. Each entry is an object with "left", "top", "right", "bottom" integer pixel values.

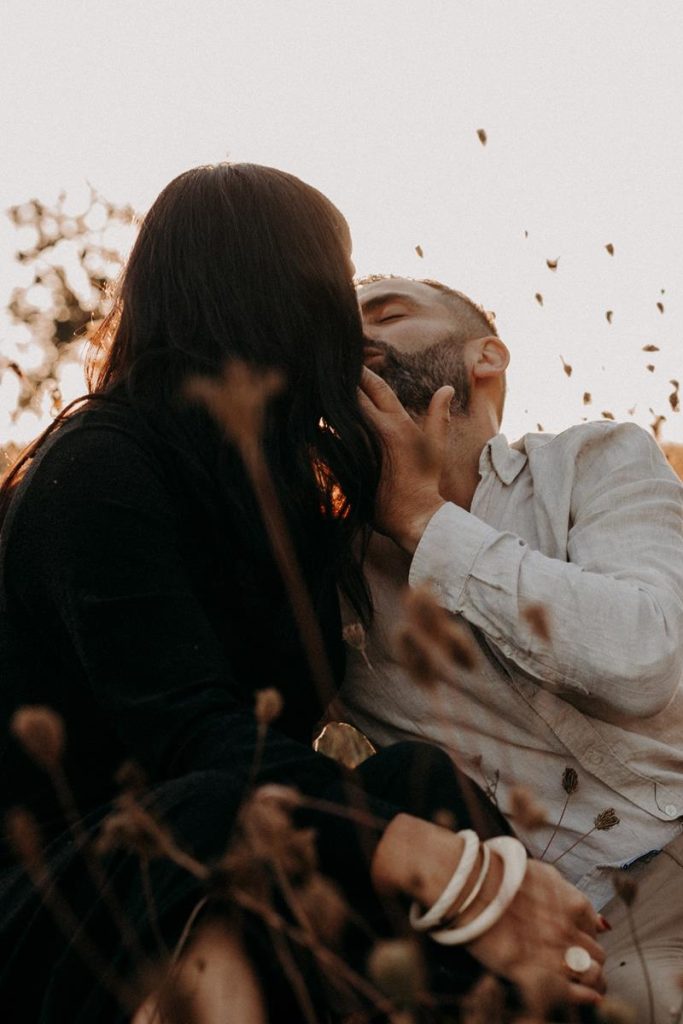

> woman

[{"left": 0, "top": 164, "right": 604, "bottom": 1022}]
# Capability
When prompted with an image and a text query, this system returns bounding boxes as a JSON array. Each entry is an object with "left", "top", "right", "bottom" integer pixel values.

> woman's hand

[
  {"left": 358, "top": 367, "right": 452, "bottom": 553},
  {"left": 371, "top": 814, "right": 606, "bottom": 1009},
  {"left": 467, "top": 857, "right": 606, "bottom": 1008}
]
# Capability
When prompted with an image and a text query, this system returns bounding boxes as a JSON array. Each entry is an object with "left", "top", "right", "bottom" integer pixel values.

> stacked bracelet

[
  {"left": 409, "top": 830, "right": 480, "bottom": 932},
  {"left": 430, "top": 836, "right": 528, "bottom": 945}
]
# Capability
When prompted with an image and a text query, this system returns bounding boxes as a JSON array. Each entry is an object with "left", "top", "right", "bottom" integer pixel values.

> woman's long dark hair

[{"left": 0, "top": 163, "right": 381, "bottom": 621}]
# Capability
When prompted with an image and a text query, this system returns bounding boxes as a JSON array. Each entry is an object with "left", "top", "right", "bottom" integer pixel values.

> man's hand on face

[{"left": 358, "top": 366, "right": 452, "bottom": 554}]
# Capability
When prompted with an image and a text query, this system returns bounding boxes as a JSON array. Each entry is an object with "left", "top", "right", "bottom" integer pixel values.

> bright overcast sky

[{"left": 1, "top": 0, "right": 682, "bottom": 441}]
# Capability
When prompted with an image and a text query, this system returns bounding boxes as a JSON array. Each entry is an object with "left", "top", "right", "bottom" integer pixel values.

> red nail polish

[{"left": 599, "top": 914, "right": 612, "bottom": 931}]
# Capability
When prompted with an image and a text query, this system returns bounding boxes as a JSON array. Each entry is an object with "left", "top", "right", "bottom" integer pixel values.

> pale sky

[{"left": 1, "top": 0, "right": 682, "bottom": 441}]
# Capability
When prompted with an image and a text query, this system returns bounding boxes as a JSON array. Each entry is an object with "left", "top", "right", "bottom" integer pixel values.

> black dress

[{"left": 0, "top": 397, "right": 501, "bottom": 1021}]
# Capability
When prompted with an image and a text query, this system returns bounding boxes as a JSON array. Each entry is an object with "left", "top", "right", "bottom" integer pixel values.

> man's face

[{"left": 358, "top": 278, "right": 471, "bottom": 415}]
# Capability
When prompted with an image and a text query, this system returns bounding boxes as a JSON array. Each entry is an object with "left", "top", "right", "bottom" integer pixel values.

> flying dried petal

[
  {"left": 535, "top": 292, "right": 543, "bottom": 306},
  {"left": 657, "top": 302, "right": 665, "bottom": 314},
  {"left": 601, "top": 411, "right": 615, "bottom": 420},
  {"left": 605, "top": 310, "right": 613, "bottom": 324},
  {"left": 669, "top": 380, "right": 680, "bottom": 412},
  {"left": 415, "top": 244, "right": 424, "bottom": 258},
  {"left": 546, "top": 258, "right": 559, "bottom": 271},
  {"left": 522, "top": 603, "right": 551, "bottom": 642},
  {"left": 642, "top": 344, "right": 659, "bottom": 352},
  {"left": 605, "top": 243, "right": 614, "bottom": 255},
  {"left": 583, "top": 392, "right": 592, "bottom": 405},
  {"left": 560, "top": 356, "right": 572, "bottom": 377},
  {"left": 476, "top": 128, "right": 487, "bottom": 146},
  {"left": 646, "top": 364, "right": 655, "bottom": 373}
]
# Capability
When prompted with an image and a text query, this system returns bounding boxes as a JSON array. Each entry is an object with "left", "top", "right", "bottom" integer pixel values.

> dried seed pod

[
  {"left": 5, "top": 807, "right": 43, "bottom": 870},
  {"left": 10, "top": 706, "right": 65, "bottom": 769},
  {"left": 595, "top": 808, "right": 620, "bottom": 831},
  {"left": 367, "top": 938, "right": 426, "bottom": 1004},
  {"left": 342, "top": 622, "right": 366, "bottom": 651},
  {"left": 612, "top": 872, "right": 637, "bottom": 906},
  {"left": 254, "top": 688, "right": 283, "bottom": 727},
  {"left": 509, "top": 786, "right": 547, "bottom": 830},
  {"left": 562, "top": 767, "right": 579, "bottom": 795}
]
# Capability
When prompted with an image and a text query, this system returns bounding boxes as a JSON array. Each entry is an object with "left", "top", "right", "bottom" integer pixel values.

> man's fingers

[
  {"left": 360, "top": 366, "right": 407, "bottom": 413},
  {"left": 566, "top": 981, "right": 605, "bottom": 1006},
  {"left": 568, "top": 932, "right": 606, "bottom": 966}
]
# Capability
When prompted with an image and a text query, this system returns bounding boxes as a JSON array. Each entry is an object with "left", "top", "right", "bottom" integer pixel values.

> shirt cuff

[{"left": 408, "top": 502, "right": 499, "bottom": 613}]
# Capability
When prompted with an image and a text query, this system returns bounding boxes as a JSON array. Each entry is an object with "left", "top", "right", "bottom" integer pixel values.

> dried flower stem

[
  {"left": 626, "top": 904, "right": 655, "bottom": 1024},
  {"left": 242, "top": 441, "right": 336, "bottom": 708},
  {"left": 19, "top": 852, "right": 137, "bottom": 1012},
  {"left": 140, "top": 854, "right": 168, "bottom": 957},
  {"left": 550, "top": 826, "right": 597, "bottom": 866},
  {"left": 147, "top": 895, "right": 209, "bottom": 1024},
  {"left": 50, "top": 767, "right": 150, "bottom": 967},
  {"left": 269, "top": 924, "right": 319, "bottom": 1024},
  {"left": 539, "top": 790, "right": 572, "bottom": 861},
  {"left": 232, "top": 887, "right": 398, "bottom": 1017}
]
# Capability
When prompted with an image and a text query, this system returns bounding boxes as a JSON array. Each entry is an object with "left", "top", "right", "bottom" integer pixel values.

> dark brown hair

[{"left": 1, "top": 163, "right": 381, "bottom": 620}]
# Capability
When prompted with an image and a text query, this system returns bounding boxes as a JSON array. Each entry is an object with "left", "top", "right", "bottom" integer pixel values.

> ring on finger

[{"left": 563, "top": 945, "right": 592, "bottom": 975}]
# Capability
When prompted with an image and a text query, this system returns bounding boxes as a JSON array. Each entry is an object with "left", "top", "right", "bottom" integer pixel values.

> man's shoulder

[{"left": 518, "top": 420, "right": 659, "bottom": 464}]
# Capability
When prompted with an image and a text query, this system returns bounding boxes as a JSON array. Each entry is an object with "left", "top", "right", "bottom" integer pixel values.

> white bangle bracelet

[
  {"left": 455, "top": 840, "right": 491, "bottom": 915},
  {"left": 409, "top": 829, "right": 480, "bottom": 932},
  {"left": 429, "top": 836, "right": 528, "bottom": 946}
]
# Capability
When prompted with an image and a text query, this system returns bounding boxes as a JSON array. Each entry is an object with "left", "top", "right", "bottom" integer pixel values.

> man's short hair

[{"left": 356, "top": 274, "right": 498, "bottom": 343}]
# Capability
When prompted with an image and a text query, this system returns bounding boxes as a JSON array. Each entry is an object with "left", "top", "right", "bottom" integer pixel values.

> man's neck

[{"left": 439, "top": 411, "right": 500, "bottom": 511}]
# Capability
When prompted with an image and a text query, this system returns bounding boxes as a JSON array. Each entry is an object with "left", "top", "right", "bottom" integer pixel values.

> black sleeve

[{"left": 9, "top": 423, "right": 398, "bottom": 882}]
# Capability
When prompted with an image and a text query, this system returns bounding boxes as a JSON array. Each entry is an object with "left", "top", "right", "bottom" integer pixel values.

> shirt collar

[{"left": 478, "top": 433, "right": 528, "bottom": 485}]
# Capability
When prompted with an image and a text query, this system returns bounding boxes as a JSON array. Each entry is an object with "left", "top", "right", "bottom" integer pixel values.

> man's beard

[{"left": 368, "top": 333, "right": 471, "bottom": 416}]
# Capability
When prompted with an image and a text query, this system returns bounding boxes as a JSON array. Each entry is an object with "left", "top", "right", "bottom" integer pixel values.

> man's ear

[{"left": 467, "top": 336, "right": 510, "bottom": 381}]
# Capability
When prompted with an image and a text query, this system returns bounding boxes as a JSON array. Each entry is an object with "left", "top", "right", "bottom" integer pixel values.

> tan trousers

[{"left": 600, "top": 831, "right": 683, "bottom": 1022}]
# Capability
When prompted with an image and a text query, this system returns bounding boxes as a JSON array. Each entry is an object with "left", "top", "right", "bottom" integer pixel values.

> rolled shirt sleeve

[{"left": 409, "top": 423, "right": 683, "bottom": 720}]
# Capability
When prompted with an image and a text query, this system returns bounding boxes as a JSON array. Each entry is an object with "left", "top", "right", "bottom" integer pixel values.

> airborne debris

[
  {"left": 535, "top": 292, "right": 543, "bottom": 306},
  {"left": 522, "top": 603, "right": 551, "bottom": 642},
  {"left": 582, "top": 392, "right": 592, "bottom": 405},
  {"left": 646, "top": 364, "right": 655, "bottom": 373},
  {"left": 642, "top": 344, "right": 659, "bottom": 352},
  {"left": 649, "top": 410, "right": 666, "bottom": 439},
  {"left": 605, "top": 311, "right": 613, "bottom": 324},
  {"left": 414, "top": 244, "right": 423, "bottom": 259},
  {"left": 605, "top": 243, "right": 614, "bottom": 256},
  {"left": 476, "top": 128, "right": 487, "bottom": 146},
  {"left": 601, "top": 411, "right": 615, "bottom": 420},
  {"left": 546, "top": 258, "right": 559, "bottom": 271},
  {"left": 657, "top": 301, "right": 665, "bottom": 314},
  {"left": 669, "top": 380, "right": 680, "bottom": 413},
  {"left": 560, "top": 356, "right": 572, "bottom": 377}
]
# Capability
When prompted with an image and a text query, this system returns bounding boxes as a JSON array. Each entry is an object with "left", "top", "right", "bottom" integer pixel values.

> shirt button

[
  {"left": 587, "top": 750, "right": 603, "bottom": 766},
  {"left": 664, "top": 803, "right": 678, "bottom": 817}
]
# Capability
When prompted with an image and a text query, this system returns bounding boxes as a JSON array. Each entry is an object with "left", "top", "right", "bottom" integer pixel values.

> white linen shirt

[{"left": 338, "top": 422, "right": 683, "bottom": 908}]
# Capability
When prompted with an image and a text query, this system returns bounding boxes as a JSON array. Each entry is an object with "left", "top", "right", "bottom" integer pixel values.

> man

[{"left": 339, "top": 275, "right": 683, "bottom": 1019}]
